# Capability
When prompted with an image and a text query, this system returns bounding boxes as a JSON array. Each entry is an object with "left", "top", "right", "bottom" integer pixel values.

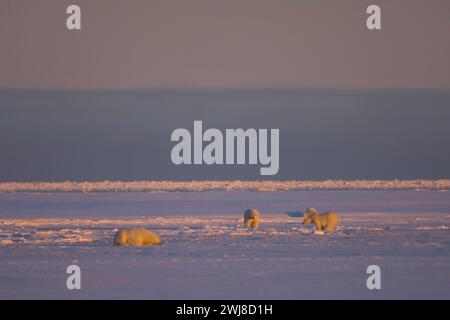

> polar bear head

[{"left": 302, "top": 208, "right": 318, "bottom": 225}]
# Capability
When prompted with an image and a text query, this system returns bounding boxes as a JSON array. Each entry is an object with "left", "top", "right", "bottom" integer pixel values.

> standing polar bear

[
  {"left": 244, "top": 209, "right": 261, "bottom": 228},
  {"left": 113, "top": 227, "right": 162, "bottom": 246},
  {"left": 302, "top": 208, "right": 340, "bottom": 233}
]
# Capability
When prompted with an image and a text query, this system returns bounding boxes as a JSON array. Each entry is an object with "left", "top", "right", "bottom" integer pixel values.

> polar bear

[
  {"left": 244, "top": 209, "right": 261, "bottom": 228},
  {"left": 302, "top": 208, "right": 339, "bottom": 233},
  {"left": 113, "top": 227, "right": 162, "bottom": 246}
]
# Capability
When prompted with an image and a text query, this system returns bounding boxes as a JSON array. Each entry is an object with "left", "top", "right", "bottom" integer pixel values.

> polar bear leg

[
  {"left": 314, "top": 222, "right": 323, "bottom": 232},
  {"left": 324, "top": 221, "right": 337, "bottom": 232}
]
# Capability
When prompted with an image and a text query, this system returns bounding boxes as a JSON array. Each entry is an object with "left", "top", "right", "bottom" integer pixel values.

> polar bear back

[
  {"left": 319, "top": 212, "right": 339, "bottom": 232},
  {"left": 113, "top": 227, "right": 162, "bottom": 246}
]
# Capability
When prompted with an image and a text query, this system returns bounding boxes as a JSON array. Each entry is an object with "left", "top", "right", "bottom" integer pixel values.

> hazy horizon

[{"left": 1, "top": 88, "right": 450, "bottom": 182}]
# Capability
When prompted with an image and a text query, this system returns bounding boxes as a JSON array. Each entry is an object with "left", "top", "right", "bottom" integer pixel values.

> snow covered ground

[{"left": 0, "top": 190, "right": 449, "bottom": 299}]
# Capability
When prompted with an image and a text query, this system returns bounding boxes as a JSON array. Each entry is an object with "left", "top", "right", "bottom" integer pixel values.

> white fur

[
  {"left": 244, "top": 209, "right": 261, "bottom": 228},
  {"left": 113, "top": 227, "right": 162, "bottom": 246}
]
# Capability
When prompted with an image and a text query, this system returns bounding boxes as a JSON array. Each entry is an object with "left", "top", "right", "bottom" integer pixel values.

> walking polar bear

[
  {"left": 113, "top": 227, "right": 162, "bottom": 246},
  {"left": 302, "top": 208, "right": 340, "bottom": 233},
  {"left": 244, "top": 209, "right": 261, "bottom": 228}
]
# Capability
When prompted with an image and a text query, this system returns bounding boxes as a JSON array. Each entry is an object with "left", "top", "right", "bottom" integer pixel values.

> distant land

[{"left": 1, "top": 180, "right": 450, "bottom": 193}]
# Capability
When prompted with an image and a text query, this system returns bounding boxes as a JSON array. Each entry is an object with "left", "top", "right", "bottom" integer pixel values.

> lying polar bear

[
  {"left": 113, "top": 227, "right": 162, "bottom": 246},
  {"left": 244, "top": 209, "right": 261, "bottom": 228},
  {"left": 302, "top": 208, "right": 339, "bottom": 233}
]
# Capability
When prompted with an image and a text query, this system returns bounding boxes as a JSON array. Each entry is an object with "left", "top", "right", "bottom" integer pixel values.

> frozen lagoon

[{"left": 0, "top": 190, "right": 449, "bottom": 299}]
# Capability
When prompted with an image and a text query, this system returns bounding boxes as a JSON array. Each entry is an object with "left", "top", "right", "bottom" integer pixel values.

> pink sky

[{"left": 1, "top": 0, "right": 449, "bottom": 89}]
